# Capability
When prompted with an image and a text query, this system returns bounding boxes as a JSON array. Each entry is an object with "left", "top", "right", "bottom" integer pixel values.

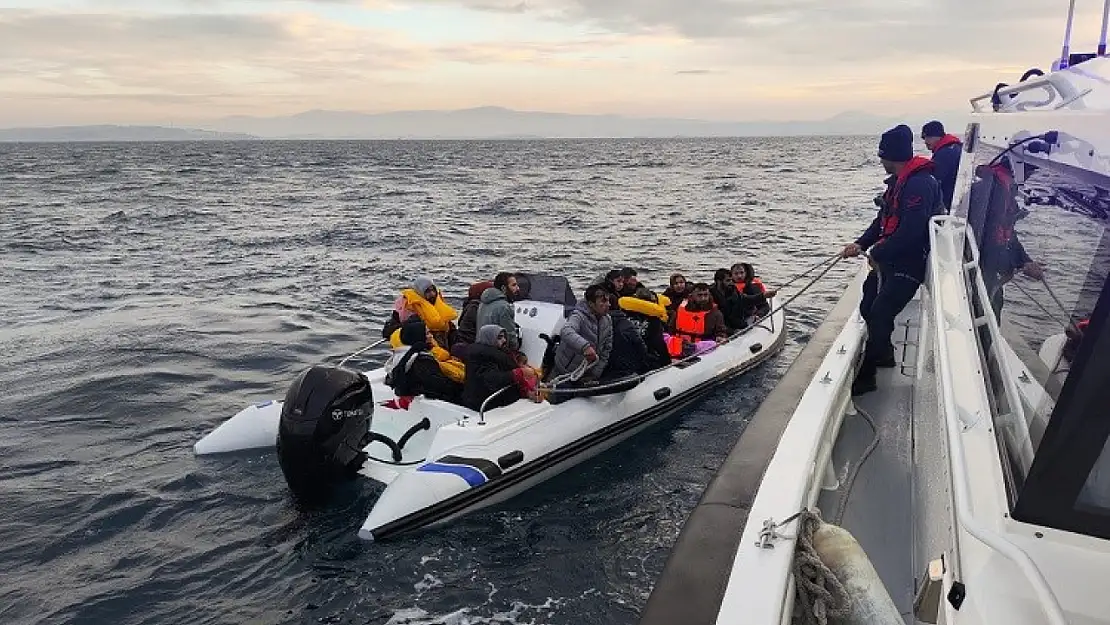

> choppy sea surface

[{"left": 0, "top": 137, "right": 882, "bottom": 625}]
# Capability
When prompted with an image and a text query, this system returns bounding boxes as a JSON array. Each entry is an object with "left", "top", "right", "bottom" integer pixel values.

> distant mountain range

[
  {"left": 0, "top": 125, "right": 256, "bottom": 142},
  {"left": 1, "top": 107, "right": 969, "bottom": 141}
]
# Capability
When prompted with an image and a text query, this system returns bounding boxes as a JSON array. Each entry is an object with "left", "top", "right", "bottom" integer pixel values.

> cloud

[
  {"left": 0, "top": 8, "right": 433, "bottom": 122},
  {"left": 675, "top": 69, "right": 718, "bottom": 75},
  {"left": 409, "top": 0, "right": 1099, "bottom": 66}
]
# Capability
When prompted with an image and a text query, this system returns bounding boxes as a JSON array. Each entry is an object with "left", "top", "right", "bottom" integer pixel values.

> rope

[
  {"left": 776, "top": 254, "right": 842, "bottom": 291},
  {"left": 1039, "top": 277, "right": 1081, "bottom": 333},
  {"left": 792, "top": 509, "right": 852, "bottom": 625},
  {"left": 833, "top": 405, "right": 881, "bottom": 526},
  {"left": 540, "top": 253, "right": 847, "bottom": 395},
  {"left": 1008, "top": 278, "right": 1080, "bottom": 334},
  {"left": 545, "top": 358, "right": 594, "bottom": 387}
]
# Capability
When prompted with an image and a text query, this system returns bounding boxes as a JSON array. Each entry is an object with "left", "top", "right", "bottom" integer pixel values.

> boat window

[
  {"left": 953, "top": 122, "right": 1110, "bottom": 537},
  {"left": 1013, "top": 274, "right": 1110, "bottom": 538}
]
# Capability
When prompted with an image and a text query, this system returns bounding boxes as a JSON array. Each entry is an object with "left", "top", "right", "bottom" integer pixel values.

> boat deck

[{"left": 817, "top": 297, "right": 919, "bottom": 623}]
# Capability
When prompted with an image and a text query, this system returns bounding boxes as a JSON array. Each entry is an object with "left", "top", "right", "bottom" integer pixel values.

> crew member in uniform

[{"left": 842, "top": 124, "right": 944, "bottom": 396}]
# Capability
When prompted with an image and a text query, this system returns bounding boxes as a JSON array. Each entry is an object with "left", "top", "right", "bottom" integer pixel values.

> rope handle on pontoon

[{"left": 540, "top": 252, "right": 846, "bottom": 396}]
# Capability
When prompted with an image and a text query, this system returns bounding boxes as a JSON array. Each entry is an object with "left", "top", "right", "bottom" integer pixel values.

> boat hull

[{"left": 194, "top": 302, "right": 786, "bottom": 541}]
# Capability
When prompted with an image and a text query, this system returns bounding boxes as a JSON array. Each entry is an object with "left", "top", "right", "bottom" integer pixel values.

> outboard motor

[{"left": 276, "top": 364, "right": 374, "bottom": 505}]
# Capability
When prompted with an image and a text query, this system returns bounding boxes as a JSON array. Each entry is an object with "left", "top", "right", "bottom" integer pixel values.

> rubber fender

[{"left": 812, "top": 522, "right": 903, "bottom": 625}]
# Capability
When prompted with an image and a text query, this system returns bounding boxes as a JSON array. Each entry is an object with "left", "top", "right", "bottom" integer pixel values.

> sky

[{"left": 0, "top": 0, "right": 1104, "bottom": 126}]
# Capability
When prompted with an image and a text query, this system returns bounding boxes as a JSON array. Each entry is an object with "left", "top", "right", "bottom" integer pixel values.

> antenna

[
  {"left": 1100, "top": 0, "right": 1109, "bottom": 55},
  {"left": 1060, "top": 0, "right": 1077, "bottom": 68}
]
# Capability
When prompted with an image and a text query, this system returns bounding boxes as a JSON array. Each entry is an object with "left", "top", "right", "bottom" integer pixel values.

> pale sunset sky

[{"left": 0, "top": 0, "right": 1103, "bottom": 126}]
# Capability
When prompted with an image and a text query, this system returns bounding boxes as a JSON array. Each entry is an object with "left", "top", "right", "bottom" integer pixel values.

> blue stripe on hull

[{"left": 417, "top": 462, "right": 488, "bottom": 487}]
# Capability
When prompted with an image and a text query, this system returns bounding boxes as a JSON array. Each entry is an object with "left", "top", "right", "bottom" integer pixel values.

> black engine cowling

[{"left": 276, "top": 364, "right": 374, "bottom": 505}]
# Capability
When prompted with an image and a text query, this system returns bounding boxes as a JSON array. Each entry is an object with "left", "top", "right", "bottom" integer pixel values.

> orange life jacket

[
  {"left": 879, "top": 156, "right": 935, "bottom": 243},
  {"left": 668, "top": 301, "right": 711, "bottom": 357},
  {"left": 734, "top": 278, "right": 766, "bottom": 295}
]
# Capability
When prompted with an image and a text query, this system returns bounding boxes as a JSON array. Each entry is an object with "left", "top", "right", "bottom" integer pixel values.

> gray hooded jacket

[
  {"left": 476, "top": 287, "right": 519, "bottom": 351},
  {"left": 554, "top": 301, "right": 612, "bottom": 380}
]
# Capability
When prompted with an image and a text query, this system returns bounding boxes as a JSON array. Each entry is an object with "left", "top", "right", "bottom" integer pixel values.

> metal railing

[
  {"left": 969, "top": 72, "right": 1088, "bottom": 113},
  {"left": 930, "top": 216, "right": 1070, "bottom": 625}
]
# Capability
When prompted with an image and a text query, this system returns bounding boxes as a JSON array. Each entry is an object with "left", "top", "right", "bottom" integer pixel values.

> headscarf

[
  {"left": 414, "top": 276, "right": 436, "bottom": 300},
  {"left": 394, "top": 276, "right": 438, "bottom": 320},
  {"left": 476, "top": 324, "right": 504, "bottom": 347}
]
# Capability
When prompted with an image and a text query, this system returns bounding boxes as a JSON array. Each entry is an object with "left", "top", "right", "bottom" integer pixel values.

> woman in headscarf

[
  {"left": 381, "top": 275, "right": 459, "bottom": 348},
  {"left": 662, "top": 273, "right": 690, "bottom": 316},
  {"left": 450, "top": 279, "right": 494, "bottom": 360},
  {"left": 385, "top": 318, "right": 464, "bottom": 404},
  {"left": 462, "top": 324, "right": 540, "bottom": 411}
]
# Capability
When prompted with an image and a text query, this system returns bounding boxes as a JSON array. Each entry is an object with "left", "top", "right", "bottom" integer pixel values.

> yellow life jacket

[
  {"left": 618, "top": 296, "right": 670, "bottom": 321},
  {"left": 389, "top": 329, "right": 466, "bottom": 384},
  {"left": 400, "top": 288, "right": 458, "bottom": 333}
]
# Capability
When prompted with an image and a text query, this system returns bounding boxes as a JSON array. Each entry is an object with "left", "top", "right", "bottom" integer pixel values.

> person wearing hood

[
  {"left": 477, "top": 272, "right": 522, "bottom": 353},
  {"left": 451, "top": 279, "right": 494, "bottom": 359},
  {"left": 842, "top": 124, "right": 944, "bottom": 396},
  {"left": 553, "top": 284, "right": 613, "bottom": 382},
  {"left": 921, "top": 120, "right": 963, "bottom": 212},
  {"left": 385, "top": 318, "right": 464, "bottom": 404},
  {"left": 462, "top": 324, "right": 540, "bottom": 411},
  {"left": 382, "top": 275, "right": 459, "bottom": 349}
]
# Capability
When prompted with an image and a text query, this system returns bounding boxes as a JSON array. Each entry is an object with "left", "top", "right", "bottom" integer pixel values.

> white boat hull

[{"left": 195, "top": 300, "right": 787, "bottom": 540}]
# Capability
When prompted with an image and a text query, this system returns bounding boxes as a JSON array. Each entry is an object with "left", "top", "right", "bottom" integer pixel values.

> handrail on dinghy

[
  {"left": 478, "top": 386, "right": 514, "bottom": 425},
  {"left": 338, "top": 337, "right": 390, "bottom": 367}
]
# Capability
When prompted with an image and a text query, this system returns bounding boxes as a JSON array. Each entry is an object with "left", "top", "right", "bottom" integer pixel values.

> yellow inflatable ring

[{"left": 618, "top": 296, "right": 670, "bottom": 322}]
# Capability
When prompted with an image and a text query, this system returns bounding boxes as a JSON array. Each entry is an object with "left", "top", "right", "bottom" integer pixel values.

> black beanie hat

[
  {"left": 878, "top": 124, "right": 914, "bottom": 162},
  {"left": 922, "top": 120, "right": 945, "bottom": 138},
  {"left": 400, "top": 317, "right": 428, "bottom": 347}
]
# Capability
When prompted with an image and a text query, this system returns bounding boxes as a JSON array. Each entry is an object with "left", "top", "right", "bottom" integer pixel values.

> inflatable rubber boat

[{"left": 194, "top": 273, "right": 787, "bottom": 541}]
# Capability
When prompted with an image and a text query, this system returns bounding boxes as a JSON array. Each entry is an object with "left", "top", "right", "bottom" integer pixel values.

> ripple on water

[{"left": 0, "top": 137, "right": 878, "bottom": 625}]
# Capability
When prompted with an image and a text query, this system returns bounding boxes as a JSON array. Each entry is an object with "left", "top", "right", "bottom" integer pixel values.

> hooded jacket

[
  {"left": 386, "top": 319, "right": 462, "bottom": 402},
  {"left": 554, "top": 301, "right": 613, "bottom": 381},
  {"left": 462, "top": 325, "right": 521, "bottom": 411},
  {"left": 607, "top": 309, "right": 650, "bottom": 377},
  {"left": 476, "top": 287, "right": 519, "bottom": 351}
]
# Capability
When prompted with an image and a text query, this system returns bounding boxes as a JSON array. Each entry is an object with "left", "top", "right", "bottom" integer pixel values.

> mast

[
  {"left": 1100, "top": 0, "right": 1109, "bottom": 55},
  {"left": 1060, "top": 0, "right": 1077, "bottom": 68}
]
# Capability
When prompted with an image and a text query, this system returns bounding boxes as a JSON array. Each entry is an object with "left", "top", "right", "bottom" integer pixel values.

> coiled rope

[{"left": 791, "top": 509, "right": 852, "bottom": 625}]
